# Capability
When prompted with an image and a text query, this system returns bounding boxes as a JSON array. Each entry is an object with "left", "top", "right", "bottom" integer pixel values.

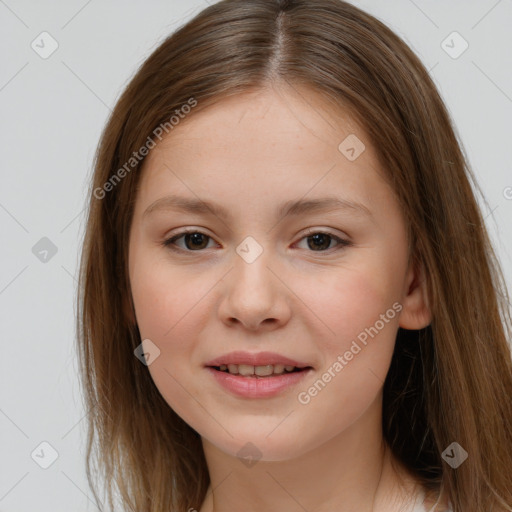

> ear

[{"left": 398, "top": 257, "right": 431, "bottom": 330}]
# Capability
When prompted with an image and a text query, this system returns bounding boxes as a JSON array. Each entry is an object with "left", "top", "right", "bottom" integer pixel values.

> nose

[{"left": 217, "top": 248, "right": 291, "bottom": 332}]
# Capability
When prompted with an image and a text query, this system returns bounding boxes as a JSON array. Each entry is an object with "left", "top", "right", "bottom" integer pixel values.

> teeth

[
  {"left": 255, "top": 365, "right": 273, "bottom": 377},
  {"left": 218, "top": 364, "right": 301, "bottom": 376},
  {"left": 273, "top": 364, "right": 285, "bottom": 374},
  {"left": 238, "top": 364, "right": 254, "bottom": 376}
]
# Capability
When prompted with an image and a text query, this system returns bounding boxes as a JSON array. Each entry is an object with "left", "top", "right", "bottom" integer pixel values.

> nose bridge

[
  {"left": 218, "top": 234, "right": 289, "bottom": 330},
  {"left": 232, "top": 234, "right": 276, "bottom": 296}
]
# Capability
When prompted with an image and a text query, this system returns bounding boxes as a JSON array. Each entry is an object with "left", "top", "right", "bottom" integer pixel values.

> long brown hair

[{"left": 76, "top": 1, "right": 512, "bottom": 510}]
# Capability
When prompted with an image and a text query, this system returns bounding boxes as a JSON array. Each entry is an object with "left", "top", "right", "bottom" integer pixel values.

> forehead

[
  {"left": 152, "top": 85, "right": 369, "bottom": 162},
  {"left": 135, "top": 85, "right": 393, "bottom": 219}
]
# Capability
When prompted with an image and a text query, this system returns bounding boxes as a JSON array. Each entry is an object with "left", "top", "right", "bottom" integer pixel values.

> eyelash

[{"left": 162, "top": 228, "right": 352, "bottom": 254}]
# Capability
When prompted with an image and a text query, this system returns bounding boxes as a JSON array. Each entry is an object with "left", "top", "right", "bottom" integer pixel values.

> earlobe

[{"left": 398, "top": 258, "right": 431, "bottom": 330}]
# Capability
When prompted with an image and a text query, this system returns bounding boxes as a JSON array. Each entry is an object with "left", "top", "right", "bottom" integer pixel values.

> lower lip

[{"left": 206, "top": 367, "right": 312, "bottom": 398}]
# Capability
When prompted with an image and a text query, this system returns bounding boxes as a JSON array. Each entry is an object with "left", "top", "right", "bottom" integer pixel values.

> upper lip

[{"left": 205, "top": 351, "right": 313, "bottom": 369}]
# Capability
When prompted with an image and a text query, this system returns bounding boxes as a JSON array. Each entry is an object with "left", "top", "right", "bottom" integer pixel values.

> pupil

[
  {"left": 308, "top": 233, "right": 330, "bottom": 251},
  {"left": 186, "top": 233, "right": 208, "bottom": 250}
]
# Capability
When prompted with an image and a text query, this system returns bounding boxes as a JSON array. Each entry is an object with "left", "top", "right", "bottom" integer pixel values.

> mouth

[
  {"left": 206, "top": 360, "right": 314, "bottom": 398},
  {"left": 209, "top": 363, "right": 312, "bottom": 378}
]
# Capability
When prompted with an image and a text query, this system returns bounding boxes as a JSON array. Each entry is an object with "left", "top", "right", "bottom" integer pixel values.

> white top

[{"left": 411, "top": 488, "right": 453, "bottom": 512}]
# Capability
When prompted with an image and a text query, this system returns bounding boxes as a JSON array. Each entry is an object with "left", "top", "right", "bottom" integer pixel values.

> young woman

[{"left": 77, "top": 1, "right": 512, "bottom": 511}]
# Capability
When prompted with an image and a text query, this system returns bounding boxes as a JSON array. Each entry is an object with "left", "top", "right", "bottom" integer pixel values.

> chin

[{"left": 203, "top": 426, "right": 312, "bottom": 463}]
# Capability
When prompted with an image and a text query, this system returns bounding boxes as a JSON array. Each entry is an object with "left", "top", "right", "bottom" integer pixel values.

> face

[{"left": 128, "top": 85, "right": 429, "bottom": 461}]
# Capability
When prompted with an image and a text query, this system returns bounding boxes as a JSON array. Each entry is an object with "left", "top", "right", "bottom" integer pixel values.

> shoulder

[{"left": 422, "top": 487, "right": 453, "bottom": 512}]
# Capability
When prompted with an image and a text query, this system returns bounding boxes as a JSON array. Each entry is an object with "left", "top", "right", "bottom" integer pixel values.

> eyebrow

[{"left": 143, "top": 194, "right": 373, "bottom": 221}]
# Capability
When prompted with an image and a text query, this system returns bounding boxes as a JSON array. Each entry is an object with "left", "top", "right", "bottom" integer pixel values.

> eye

[
  {"left": 162, "top": 229, "right": 351, "bottom": 253},
  {"left": 163, "top": 229, "right": 217, "bottom": 252},
  {"left": 294, "top": 229, "right": 351, "bottom": 252}
]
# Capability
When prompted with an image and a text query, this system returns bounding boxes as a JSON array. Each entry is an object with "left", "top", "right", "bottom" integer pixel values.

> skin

[{"left": 128, "top": 84, "right": 434, "bottom": 511}]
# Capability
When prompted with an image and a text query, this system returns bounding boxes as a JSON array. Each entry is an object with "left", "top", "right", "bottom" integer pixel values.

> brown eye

[
  {"left": 306, "top": 233, "right": 334, "bottom": 251},
  {"left": 163, "top": 230, "right": 216, "bottom": 252},
  {"left": 162, "top": 229, "right": 351, "bottom": 254},
  {"left": 296, "top": 231, "right": 351, "bottom": 252}
]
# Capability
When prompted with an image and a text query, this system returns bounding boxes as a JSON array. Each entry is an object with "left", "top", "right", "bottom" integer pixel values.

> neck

[{"left": 199, "top": 393, "right": 422, "bottom": 512}]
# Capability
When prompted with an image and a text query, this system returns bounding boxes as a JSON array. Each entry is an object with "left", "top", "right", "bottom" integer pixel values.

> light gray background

[{"left": 1, "top": 1, "right": 511, "bottom": 511}]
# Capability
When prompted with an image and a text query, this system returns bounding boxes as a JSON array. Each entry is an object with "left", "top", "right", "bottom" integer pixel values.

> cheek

[
  {"left": 291, "top": 265, "right": 400, "bottom": 413},
  {"left": 288, "top": 271, "right": 399, "bottom": 452},
  {"left": 130, "top": 255, "right": 209, "bottom": 342},
  {"left": 129, "top": 258, "right": 214, "bottom": 427},
  {"left": 298, "top": 263, "right": 399, "bottom": 353}
]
